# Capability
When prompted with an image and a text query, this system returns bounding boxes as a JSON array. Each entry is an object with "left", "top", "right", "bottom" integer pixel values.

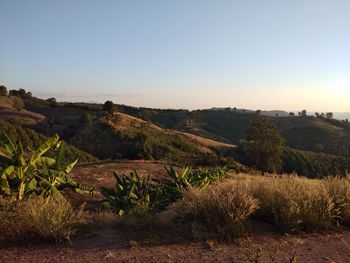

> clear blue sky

[{"left": 0, "top": 0, "right": 349, "bottom": 111}]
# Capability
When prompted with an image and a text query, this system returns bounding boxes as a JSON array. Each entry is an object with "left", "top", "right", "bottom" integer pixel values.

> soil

[{"left": 1, "top": 160, "right": 350, "bottom": 263}]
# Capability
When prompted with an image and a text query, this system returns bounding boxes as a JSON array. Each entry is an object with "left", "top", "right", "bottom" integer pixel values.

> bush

[
  {"left": 12, "top": 96, "right": 24, "bottom": 111},
  {"left": 21, "top": 195, "right": 88, "bottom": 243},
  {"left": 174, "top": 181, "right": 259, "bottom": 240}
]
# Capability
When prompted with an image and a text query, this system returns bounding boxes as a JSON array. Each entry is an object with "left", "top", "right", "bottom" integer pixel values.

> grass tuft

[
  {"left": 173, "top": 181, "right": 259, "bottom": 240},
  {"left": 21, "top": 195, "right": 89, "bottom": 243}
]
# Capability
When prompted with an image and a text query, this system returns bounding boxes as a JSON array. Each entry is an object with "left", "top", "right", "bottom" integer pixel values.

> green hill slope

[
  {"left": 69, "top": 112, "right": 236, "bottom": 165},
  {"left": 134, "top": 109, "right": 350, "bottom": 157}
]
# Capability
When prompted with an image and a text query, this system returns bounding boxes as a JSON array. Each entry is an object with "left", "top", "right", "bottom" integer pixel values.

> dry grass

[
  {"left": 20, "top": 195, "right": 89, "bottom": 243},
  {"left": 0, "top": 198, "right": 13, "bottom": 232},
  {"left": 171, "top": 173, "right": 350, "bottom": 239},
  {"left": 323, "top": 176, "right": 350, "bottom": 225},
  {"left": 172, "top": 181, "right": 259, "bottom": 240},
  {"left": 248, "top": 175, "right": 339, "bottom": 232}
]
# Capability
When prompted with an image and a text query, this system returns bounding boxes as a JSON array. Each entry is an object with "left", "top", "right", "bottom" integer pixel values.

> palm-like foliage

[
  {"left": 102, "top": 166, "right": 230, "bottom": 214},
  {"left": 101, "top": 171, "right": 152, "bottom": 215},
  {"left": 0, "top": 133, "right": 94, "bottom": 200}
]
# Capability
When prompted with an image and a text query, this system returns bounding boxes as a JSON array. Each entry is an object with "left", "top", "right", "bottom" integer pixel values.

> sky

[{"left": 0, "top": 0, "right": 349, "bottom": 112}]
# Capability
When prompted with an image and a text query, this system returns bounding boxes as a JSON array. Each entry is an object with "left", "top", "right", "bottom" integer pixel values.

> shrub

[
  {"left": 174, "top": 181, "right": 259, "bottom": 240},
  {"left": 21, "top": 195, "right": 88, "bottom": 243},
  {"left": 12, "top": 96, "right": 24, "bottom": 111}
]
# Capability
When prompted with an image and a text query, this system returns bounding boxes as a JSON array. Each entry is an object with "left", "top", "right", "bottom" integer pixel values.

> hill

[
  {"left": 126, "top": 108, "right": 350, "bottom": 157},
  {"left": 2, "top": 91, "right": 350, "bottom": 176},
  {"left": 69, "top": 112, "right": 236, "bottom": 165},
  {"left": 0, "top": 96, "right": 46, "bottom": 126}
]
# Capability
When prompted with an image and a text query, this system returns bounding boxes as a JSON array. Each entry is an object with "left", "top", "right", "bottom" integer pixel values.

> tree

[
  {"left": 103, "top": 100, "right": 114, "bottom": 114},
  {"left": 289, "top": 112, "right": 295, "bottom": 116},
  {"left": 326, "top": 112, "right": 334, "bottom": 119},
  {"left": 9, "top": 88, "right": 30, "bottom": 98},
  {"left": 47, "top": 97, "right": 58, "bottom": 107},
  {"left": 301, "top": 109, "right": 307, "bottom": 117},
  {"left": 244, "top": 117, "right": 284, "bottom": 174},
  {"left": 0, "top": 85, "right": 8, "bottom": 96}
]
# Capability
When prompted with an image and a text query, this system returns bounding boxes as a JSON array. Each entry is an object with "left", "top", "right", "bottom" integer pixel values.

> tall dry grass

[
  {"left": 21, "top": 195, "right": 89, "bottom": 243},
  {"left": 172, "top": 180, "right": 259, "bottom": 240},
  {"left": 249, "top": 175, "right": 339, "bottom": 232},
  {"left": 172, "top": 173, "right": 350, "bottom": 239},
  {"left": 323, "top": 176, "right": 350, "bottom": 225}
]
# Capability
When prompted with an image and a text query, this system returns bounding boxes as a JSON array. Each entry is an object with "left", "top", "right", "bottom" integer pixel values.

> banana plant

[
  {"left": 0, "top": 133, "right": 95, "bottom": 200},
  {"left": 0, "top": 132, "right": 47, "bottom": 200},
  {"left": 151, "top": 167, "right": 192, "bottom": 210},
  {"left": 101, "top": 171, "right": 152, "bottom": 216}
]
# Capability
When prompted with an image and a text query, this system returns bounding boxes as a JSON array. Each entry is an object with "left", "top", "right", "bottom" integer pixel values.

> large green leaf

[
  {"left": 0, "top": 165, "right": 14, "bottom": 195},
  {"left": 0, "top": 133, "right": 15, "bottom": 156},
  {"left": 30, "top": 134, "right": 59, "bottom": 166},
  {"left": 37, "top": 168, "right": 66, "bottom": 179},
  {"left": 55, "top": 140, "right": 65, "bottom": 170},
  {"left": 36, "top": 176, "right": 62, "bottom": 197},
  {"left": 35, "top": 157, "right": 56, "bottom": 167},
  {"left": 25, "top": 177, "right": 38, "bottom": 194},
  {"left": 16, "top": 140, "right": 26, "bottom": 166},
  {"left": 64, "top": 156, "right": 79, "bottom": 174}
]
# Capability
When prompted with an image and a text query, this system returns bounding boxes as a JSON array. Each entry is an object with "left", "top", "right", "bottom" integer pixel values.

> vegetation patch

[
  {"left": 101, "top": 166, "right": 230, "bottom": 215},
  {"left": 172, "top": 181, "right": 259, "bottom": 241},
  {"left": 20, "top": 195, "right": 89, "bottom": 243}
]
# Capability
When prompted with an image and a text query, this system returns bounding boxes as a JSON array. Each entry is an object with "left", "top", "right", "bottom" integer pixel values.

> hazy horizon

[
  {"left": 25, "top": 92, "right": 350, "bottom": 121},
  {"left": 1, "top": 0, "right": 349, "bottom": 112}
]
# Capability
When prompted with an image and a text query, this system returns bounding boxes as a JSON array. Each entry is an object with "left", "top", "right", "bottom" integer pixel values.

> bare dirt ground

[{"left": 1, "top": 160, "right": 350, "bottom": 263}]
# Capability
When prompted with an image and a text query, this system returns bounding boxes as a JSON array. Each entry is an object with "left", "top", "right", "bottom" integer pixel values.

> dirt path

[{"left": 1, "top": 229, "right": 350, "bottom": 262}]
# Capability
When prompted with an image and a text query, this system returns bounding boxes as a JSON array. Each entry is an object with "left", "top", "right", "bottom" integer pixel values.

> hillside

[
  {"left": 0, "top": 96, "right": 46, "bottom": 126},
  {"left": 2, "top": 92, "right": 350, "bottom": 176},
  {"left": 15, "top": 96, "right": 350, "bottom": 159},
  {"left": 129, "top": 109, "right": 350, "bottom": 157},
  {"left": 69, "top": 112, "right": 236, "bottom": 165}
]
